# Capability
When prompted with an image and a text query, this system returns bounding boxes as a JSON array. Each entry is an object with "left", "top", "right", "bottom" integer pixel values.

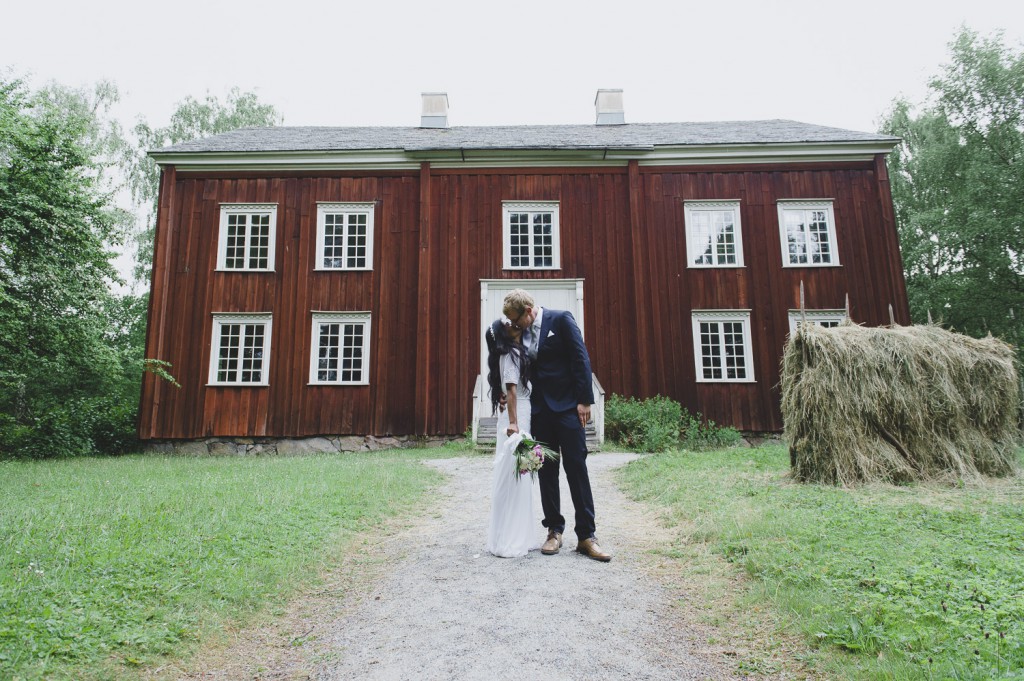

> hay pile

[{"left": 781, "top": 322, "right": 1020, "bottom": 485}]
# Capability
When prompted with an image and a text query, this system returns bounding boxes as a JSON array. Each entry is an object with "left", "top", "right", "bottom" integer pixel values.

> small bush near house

[
  {"left": 605, "top": 395, "right": 681, "bottom": 452},
  {"left": 680, "top": 410, "right": 743, "bottom": 451},
  {"left": 606, "top": 394, "right": 741, "bottom": 452}
]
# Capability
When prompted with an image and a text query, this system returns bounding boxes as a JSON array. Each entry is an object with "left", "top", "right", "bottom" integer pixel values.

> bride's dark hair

[{"left": 485, "top": 319, "right": 529, "bottom": 415}]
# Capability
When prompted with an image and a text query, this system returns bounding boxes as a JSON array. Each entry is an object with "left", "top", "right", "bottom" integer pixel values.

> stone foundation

[{"left": 141, "top": 434, "right": 462, "bottom": 456}]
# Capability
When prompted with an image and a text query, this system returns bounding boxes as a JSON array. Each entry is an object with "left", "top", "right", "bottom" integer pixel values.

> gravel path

[{"left": 310, "top": 452, "right": 739, "bottom": 681}]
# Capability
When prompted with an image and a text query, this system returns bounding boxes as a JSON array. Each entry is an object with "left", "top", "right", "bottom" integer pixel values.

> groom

[{"left": 503, "top": 288, "right": 611, "bottom": 562}]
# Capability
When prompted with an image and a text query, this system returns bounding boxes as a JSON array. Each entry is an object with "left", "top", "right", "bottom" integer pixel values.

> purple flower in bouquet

[{"left": 512, "top": 432, "right": 558, "bottom": 481}]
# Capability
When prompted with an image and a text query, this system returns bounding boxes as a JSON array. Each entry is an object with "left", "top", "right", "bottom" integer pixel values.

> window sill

[
  {"left": 694, "top": 378, "right": 757, "bottom": 384},
  {"left": 312, "top": 268, "right": 374, "bottom": 273},
  {"left": 687, "top": 264, "right": 747, "bottom": 270},
  {"left": 214, "top": 268, "right": 276, "bottom": 273},
  {"left": 780, "top": 263, "right": 842, "bottom": 269},
  {"left": 502, "top": 267, "right": 563, "bottom": 272}
]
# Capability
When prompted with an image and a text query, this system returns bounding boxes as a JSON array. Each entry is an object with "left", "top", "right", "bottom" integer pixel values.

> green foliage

[
  {"left": 880, "top": 28, "right": 1024, "bottom": 353},
  {"left": 606, "top": 394, "right": 742, "bottom": 452},
  {"left": 618, "top": 446, "right": 1024, "bottom": 679},
  {"left": 0, "top": 78, "right": 152, "bottom": 458},
  {"left": 126, "top": 88, "right": 282, "bottom": 282},
  {"left": 0, "top": 77, "right": 271, "bottom": 458},
  {"left": 605, "top": 394, "right": 681, "bottom": 452},
  {"left": 679, "top": 409, "right": 742, "bottom": 451},
  {"left": 0, "top": 452, "right": 442, "bottom": 679}
]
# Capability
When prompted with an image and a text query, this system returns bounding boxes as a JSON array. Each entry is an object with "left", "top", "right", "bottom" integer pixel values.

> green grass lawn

[
  {"left": 0, "top": 450, "right": 447, "bottom": 680},
  {"left": 617, "top": 445, "right": 1024, "bottom": 680}
]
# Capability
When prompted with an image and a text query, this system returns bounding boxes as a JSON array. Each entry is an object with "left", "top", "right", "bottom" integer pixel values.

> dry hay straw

[{"left": 781, "top": 322, "right": 1021, "bottom": 485}]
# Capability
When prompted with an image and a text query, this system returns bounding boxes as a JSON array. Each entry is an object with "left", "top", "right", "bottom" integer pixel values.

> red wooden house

[{"left": 138, "top": 90, "right": 908, "bottom": 445}]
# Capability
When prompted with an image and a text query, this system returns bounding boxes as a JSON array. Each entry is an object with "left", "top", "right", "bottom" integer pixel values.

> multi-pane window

[
  {"left": 503, "top": 201, "right": 560, "bottom": 270},
  {"left": 788, "top": 310, "right": 847, "bottom": 334},
  {"left": 778, "top": 200, "right": 839, "bottom": 267},
  {"left": 316, "top": 203, "right": 375, "bottom": 270},
  {"left": 309, "top": 313, "right": 371, "bottom": 385},
  {"left": 208, "top": 314, "right": 273, "bottom": 386},
  {"left": 217, "top": 205, "right": 277, "bottom": 271},
  {"left": 684, "top": 200, "right": 744, "bottom": 267},
  {"left": 691, "top": 311, "right": 755, "bottom": 382}
]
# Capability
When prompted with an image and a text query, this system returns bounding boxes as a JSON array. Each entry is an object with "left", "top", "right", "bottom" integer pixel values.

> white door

[{"left": 477, "top": 279, "right": 584, "bottom": 416}]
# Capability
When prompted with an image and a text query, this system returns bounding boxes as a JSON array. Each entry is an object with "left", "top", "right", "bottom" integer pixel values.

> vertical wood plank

[{"left": 415, "top": 163, "right": 432, "bottom": 435}]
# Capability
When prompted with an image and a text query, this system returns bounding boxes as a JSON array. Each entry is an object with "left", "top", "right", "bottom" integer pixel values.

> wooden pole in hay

[
  {"left": 845, "top": 293, "right": 851, "bottom": 323},
  {"left": 792, "top": 280, "right": 808, "bottom": 470},
  {"left": 889, "top": 303, "right": 895, "bottom": 327},
  {"left": 800, "top": 280, "right": 806, "bottom": 325},
  {"left": 927, "top": 309, "right": 933, "bottom": 324}
]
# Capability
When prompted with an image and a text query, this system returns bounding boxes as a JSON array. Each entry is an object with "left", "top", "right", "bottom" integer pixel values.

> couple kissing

[{"left": 484, "top": 288, "right": 611, "bottom": 563}]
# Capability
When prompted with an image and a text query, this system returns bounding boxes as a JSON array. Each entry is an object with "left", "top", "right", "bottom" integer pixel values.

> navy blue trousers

[{"left": 532, "top": 406, "right": 596, "bottom": 541}]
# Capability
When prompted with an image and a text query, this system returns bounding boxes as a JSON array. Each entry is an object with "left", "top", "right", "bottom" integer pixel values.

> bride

[{"left": 484, "top": 318, "right": 539, "bottom": 558}]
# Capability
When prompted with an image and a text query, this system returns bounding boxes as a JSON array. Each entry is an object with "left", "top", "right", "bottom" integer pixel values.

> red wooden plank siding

[{"left": 138, "top": 160, "right": 908, "bottom": 439}]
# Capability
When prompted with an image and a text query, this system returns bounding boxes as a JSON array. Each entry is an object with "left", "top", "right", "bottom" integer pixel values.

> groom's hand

[
  {"left": 577, "top": 404, "right": 591, "bottom": 429},
  {"left": 498, "top": 393, "right": 507, "bottom": 412}
]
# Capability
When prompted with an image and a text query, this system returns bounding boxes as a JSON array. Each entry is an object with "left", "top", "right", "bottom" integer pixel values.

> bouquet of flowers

[{"left": 510, "top": 432, "right": 559, "bottom": 481}]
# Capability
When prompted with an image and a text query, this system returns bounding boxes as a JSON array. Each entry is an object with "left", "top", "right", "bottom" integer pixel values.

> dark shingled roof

[{"left": 152, "top": 120, "right": 897, "bottom": 155}]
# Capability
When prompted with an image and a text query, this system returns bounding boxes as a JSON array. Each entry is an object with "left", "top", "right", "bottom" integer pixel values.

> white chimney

[
  {"left": 421, "top": 92, "right": 449, "bottom": 128},
  {"left": 595, "top": 89, "right": 625, "bottom": 125}
]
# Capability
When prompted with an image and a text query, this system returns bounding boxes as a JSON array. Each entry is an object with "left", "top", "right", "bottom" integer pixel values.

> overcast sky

[
  {"left": 4, "top": 0, "right": 1022, "bottom": 137},
  {"left": 3, "top": 0, "right": 1020, "bottom": 288}
]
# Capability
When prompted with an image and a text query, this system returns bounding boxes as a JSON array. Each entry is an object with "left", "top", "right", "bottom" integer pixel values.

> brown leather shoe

[
  {"left": 576, "top": 537, "right": 612, "bottom": 562},
  {"left": 540, "top": 531, "right": 563, "bottom": 555}
]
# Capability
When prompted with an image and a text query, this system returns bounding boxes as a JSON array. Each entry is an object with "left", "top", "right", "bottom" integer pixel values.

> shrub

[
  {"left": 0, "top": 395, "right": 139, "bottom": 459},
  {"left": 606, "top": 394, "right": 744, "bottom": 453},
  {"left": 680, "top": 410, "right": 743, "bottom": 451},
  {"left": 605, "top": 395, "right": 681, "bottom": 452}
]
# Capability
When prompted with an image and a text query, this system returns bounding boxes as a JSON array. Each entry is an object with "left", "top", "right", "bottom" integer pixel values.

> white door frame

[
  {"left": 479, "top": 278, "right": 585, "bottom": 377},
  {"left": 474, "top": 279, "right": 585, "bottom": 437}
]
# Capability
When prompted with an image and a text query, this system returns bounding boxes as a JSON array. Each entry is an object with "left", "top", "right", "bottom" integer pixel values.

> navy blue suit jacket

[{"left": 531, "top": 309, "right": 595, "bottom": 414}]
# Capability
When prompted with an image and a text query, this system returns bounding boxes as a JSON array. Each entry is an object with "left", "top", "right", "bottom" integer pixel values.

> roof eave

[{"left": 148, "top": 139, "right": 899, "bottom": 172}]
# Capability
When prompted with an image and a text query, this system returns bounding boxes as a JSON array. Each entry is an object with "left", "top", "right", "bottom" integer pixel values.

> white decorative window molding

[
  {"left": 502, "top": 201, "right": 561, "bottom": 270},
  {"left": 309, "top": 312, "right": 372, "bottom": 385},
  {"left": 787, "top": 309, "right": 847, "bottom": 333},
  {"left": 217, "top": 204, "right": 278, "bottom": 271},
  {"left": 208, "top": 313, "right": 273, "bottom": 386},
  {"left": 691, "top": 310, "right": 755, "bottom": 383},
  {"left": 684, "top": 200, "right": 744, "bottom": 268},
  {"left": 316, "top": 203, "right": 375, "bottom": 271},
  {"left": 777, "top": 200, "right": 839, "bottom": 267}
]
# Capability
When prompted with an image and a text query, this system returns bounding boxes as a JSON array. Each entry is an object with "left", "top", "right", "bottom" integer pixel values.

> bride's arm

[{"left": 505, "top": 383, "right": 519, "bottom": 436}]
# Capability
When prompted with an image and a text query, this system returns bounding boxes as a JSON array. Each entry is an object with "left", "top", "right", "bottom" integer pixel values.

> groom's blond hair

[{"left": 502, "top": 288, "right": 535, "bottom": 317}]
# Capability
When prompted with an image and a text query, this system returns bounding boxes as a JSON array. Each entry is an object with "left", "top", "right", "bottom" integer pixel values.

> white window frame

[
  {"left": 315, "top": 203, "right": 375, "bottom": 271},
  {"left": 777, "top": 200, "right": 840, "bottom": 268},
  {"left": 684, "top": 200, "right": 745, "bottom": 268},
  {"left": 308, "top": 312, "right": 372, "bottom": 386},
  {"left": 502, "top": 201, "right": 561, "bottom": 270},
  {"left": 208, "top": 313, "right": 273, "bottom": 386},
  {"left": 216, "top": 204, "right": 278, "bottom": 272},
  {"left": 691, "top": 310, "right": 755, "bottom": 383},
  {"left": 787, "top": 309, "right": 847, "bottom": 334}
]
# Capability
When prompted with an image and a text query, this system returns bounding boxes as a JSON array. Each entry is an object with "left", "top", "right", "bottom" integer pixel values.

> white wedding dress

[{"left": 485, "top": 355, "right": 539, "bottom": 558}]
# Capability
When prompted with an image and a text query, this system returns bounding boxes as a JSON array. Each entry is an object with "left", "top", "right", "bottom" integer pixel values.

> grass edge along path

[
  {"left": 616, "top": 445, "right": 1024, "bottom": 681},
  {"left": 0, "top": 449, "right": 450, "bottom": 680}
]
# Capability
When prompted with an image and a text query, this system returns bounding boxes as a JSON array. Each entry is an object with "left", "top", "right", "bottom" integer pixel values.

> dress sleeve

[{"left": 500, "top": 353, "right": 521, "bottom": 388}]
